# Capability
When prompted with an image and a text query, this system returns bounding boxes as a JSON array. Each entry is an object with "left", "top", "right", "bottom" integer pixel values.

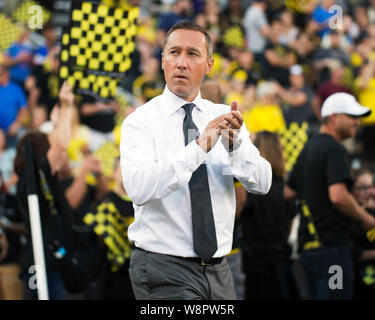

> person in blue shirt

[
  {"left": 3, "top": 26, "right": 33, "bottom": 88},
  {"left": 0, "top": 65, "right": 28, "bottom": 144},
  {"left": 311, "top": 0, "right": 336, "bottom": 37}
]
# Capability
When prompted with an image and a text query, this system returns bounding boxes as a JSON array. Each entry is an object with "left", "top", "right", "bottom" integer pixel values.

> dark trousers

[
  {"left": 299, "top": 246, "right": 354, "bottom": 300},
  {"left": 129, "top": 248, "right": 236, "bottom": 300},
  {"left": 243, "top": 253, "right": 299, "bottom": 300}
]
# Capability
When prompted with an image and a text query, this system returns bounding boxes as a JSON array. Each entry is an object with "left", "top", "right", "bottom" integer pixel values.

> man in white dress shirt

[{"left": 120, "top": 21, "right": 272, "bottom": 300}]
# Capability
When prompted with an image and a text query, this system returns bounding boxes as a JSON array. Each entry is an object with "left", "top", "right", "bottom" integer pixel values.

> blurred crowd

[{"left": 0, "top": 0, "right": 375, "bottom": 300}]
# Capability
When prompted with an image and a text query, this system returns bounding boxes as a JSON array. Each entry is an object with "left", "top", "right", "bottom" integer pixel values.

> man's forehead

[{"left": 165, "top": 29, "right": 206, "bottom": 47}]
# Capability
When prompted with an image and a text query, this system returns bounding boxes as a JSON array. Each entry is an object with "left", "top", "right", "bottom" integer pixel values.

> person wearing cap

[{"left": 284, "top": 92, "right": 375, "bottom": 300}]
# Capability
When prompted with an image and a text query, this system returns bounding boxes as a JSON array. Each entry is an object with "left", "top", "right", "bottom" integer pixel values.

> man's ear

[
  {"left": 161, "top": 52, "right": 164, "bottom": 70},
  {"left": 206, "top": 57, "right": 214, "bottom": 74}
]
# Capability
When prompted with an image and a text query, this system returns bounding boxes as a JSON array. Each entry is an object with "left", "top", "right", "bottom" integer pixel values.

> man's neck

[{"left": 320, "top": 125, "right": 341, "bottom": 142}]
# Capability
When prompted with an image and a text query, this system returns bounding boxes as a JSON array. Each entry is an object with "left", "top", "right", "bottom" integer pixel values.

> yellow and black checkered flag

[
  {"left": 0, "top": 14, "right": 22, "bottom": 52},
  {"left": 59, "top": 1, "right": 139, "bottom": 99},
  {"left": 12, "top": 0, "right": 51, "bottom": 25},
  {"left": 278, "top": 121, "right": 309, "bottom": 173},
  {"left": 84, "top": 199, "right": 134, "bottom": 272}
]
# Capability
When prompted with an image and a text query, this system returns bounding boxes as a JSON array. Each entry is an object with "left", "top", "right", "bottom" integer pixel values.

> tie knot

[{"left": 182, "top": 103, "right": 195, "bottom": 117}]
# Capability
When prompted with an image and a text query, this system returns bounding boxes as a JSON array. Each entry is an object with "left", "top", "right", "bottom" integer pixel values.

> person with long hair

[{"left": 240, "top": 130, "right": 299, "bottom": 299}]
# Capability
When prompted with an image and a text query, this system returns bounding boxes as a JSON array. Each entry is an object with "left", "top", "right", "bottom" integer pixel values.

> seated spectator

[
  {"left": 243, "top": 81, "right": 286, "bottom": 135},
  {"left": 0, "top": 65, "right": 28, "bottom": 147},
  {"left": 2, "top": 26, "right": 33, "bottom": 88}
]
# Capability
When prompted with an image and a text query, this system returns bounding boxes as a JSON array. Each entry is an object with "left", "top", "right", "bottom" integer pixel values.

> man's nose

[{"left": 177, "top": 53, "right": 187, "bottom": 69}]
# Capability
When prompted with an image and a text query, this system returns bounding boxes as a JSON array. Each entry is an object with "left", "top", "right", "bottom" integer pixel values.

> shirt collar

[{"left": 161, "top": 85, "right": 208, "bottom": 116}]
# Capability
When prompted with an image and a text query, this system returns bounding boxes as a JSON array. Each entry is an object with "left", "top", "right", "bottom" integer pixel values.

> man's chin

[{"left": 170, "top": 87, "right": 188, "bottom": 99}]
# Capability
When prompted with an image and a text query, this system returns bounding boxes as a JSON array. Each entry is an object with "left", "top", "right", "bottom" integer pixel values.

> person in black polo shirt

[{"left": 285, "top": 92, "right": 375, "bottom": 300}]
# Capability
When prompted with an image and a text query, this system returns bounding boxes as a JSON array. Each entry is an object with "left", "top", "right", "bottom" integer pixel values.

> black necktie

[{"left": 182, "top": 103, "right": 218, "bottom": 261}]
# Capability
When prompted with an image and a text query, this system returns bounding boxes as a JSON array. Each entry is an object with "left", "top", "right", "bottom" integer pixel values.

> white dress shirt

[{"left": 120, "top": 86, "right": 272, "bottom": 258}]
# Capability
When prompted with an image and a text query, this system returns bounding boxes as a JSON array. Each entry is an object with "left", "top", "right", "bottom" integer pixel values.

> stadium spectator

[
  {"left": 351, "top": 168, "right": 375, "bottom": 299},
  {"left": 285, "top": 93, "right": 375, "bottom": 300},
  {"left": 83, "top": 159, "right": 135, "bottom": 300},
  {"left": 157, "top": 0, "right": 192, "bottom": 49},
  {"left": 243, "top": 81, "right": 286, "bottom": 135},
  {"left": 0, "top": 65, "right": 28, "bottom": 147},
  {"left": 0, "top": 128, "right": 18, "bottom": 195},
  {"left": 275, "top": 64, "right": 317, "bottom": 127},
  {"left": 15, "top": 82, "right": 76, "bottom": 299},
  {"left": 0, "top": 174, "right": 26, "bottom": 300},
  {"left": 354, "top": 56, "right": 375, "bottom": 162},
  {"left": 243, "top": 0, "right": 270, "bottom": 55},
  {"left": 313, "top": 60, "right": 353, "bottom": 121},
  {"left": 310, "top": 0, "right": 337, "bottom": 38},
  {"left": 2, "top": 26, "right": 33, "bottom": 88},
  {"left": 241, "top": 130, "right": 299, "bottom": 300}
]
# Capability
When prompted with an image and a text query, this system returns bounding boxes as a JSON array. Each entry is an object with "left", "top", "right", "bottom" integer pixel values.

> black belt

[
  {"left": 133, "top": 245, "right": 224, "bottom": 266},
  {"left": 182, "top": 256, "right": 224, "bottom": 266}
]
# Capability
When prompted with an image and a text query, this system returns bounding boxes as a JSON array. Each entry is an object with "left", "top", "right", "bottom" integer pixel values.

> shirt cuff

[
  {"left": 172, "top": 139, "right": 208, "bottom": 172},
  {"left": 170, "top": 140, "right": 209, "bottom": 188}
]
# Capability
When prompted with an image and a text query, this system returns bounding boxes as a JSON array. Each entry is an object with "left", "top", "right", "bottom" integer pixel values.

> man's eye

[{"left": 189, "top": 52, "right": 198, "bottom": 56}]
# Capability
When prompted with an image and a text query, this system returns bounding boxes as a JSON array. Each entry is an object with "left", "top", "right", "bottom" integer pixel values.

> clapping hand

[{"left": 220, "top": 101, "right": 243, "bottom": 152}]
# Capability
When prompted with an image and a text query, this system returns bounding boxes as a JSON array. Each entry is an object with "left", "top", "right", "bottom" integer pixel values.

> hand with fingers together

[{"left": 220, "top": 101, "right": 243, "bottom": 153}]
